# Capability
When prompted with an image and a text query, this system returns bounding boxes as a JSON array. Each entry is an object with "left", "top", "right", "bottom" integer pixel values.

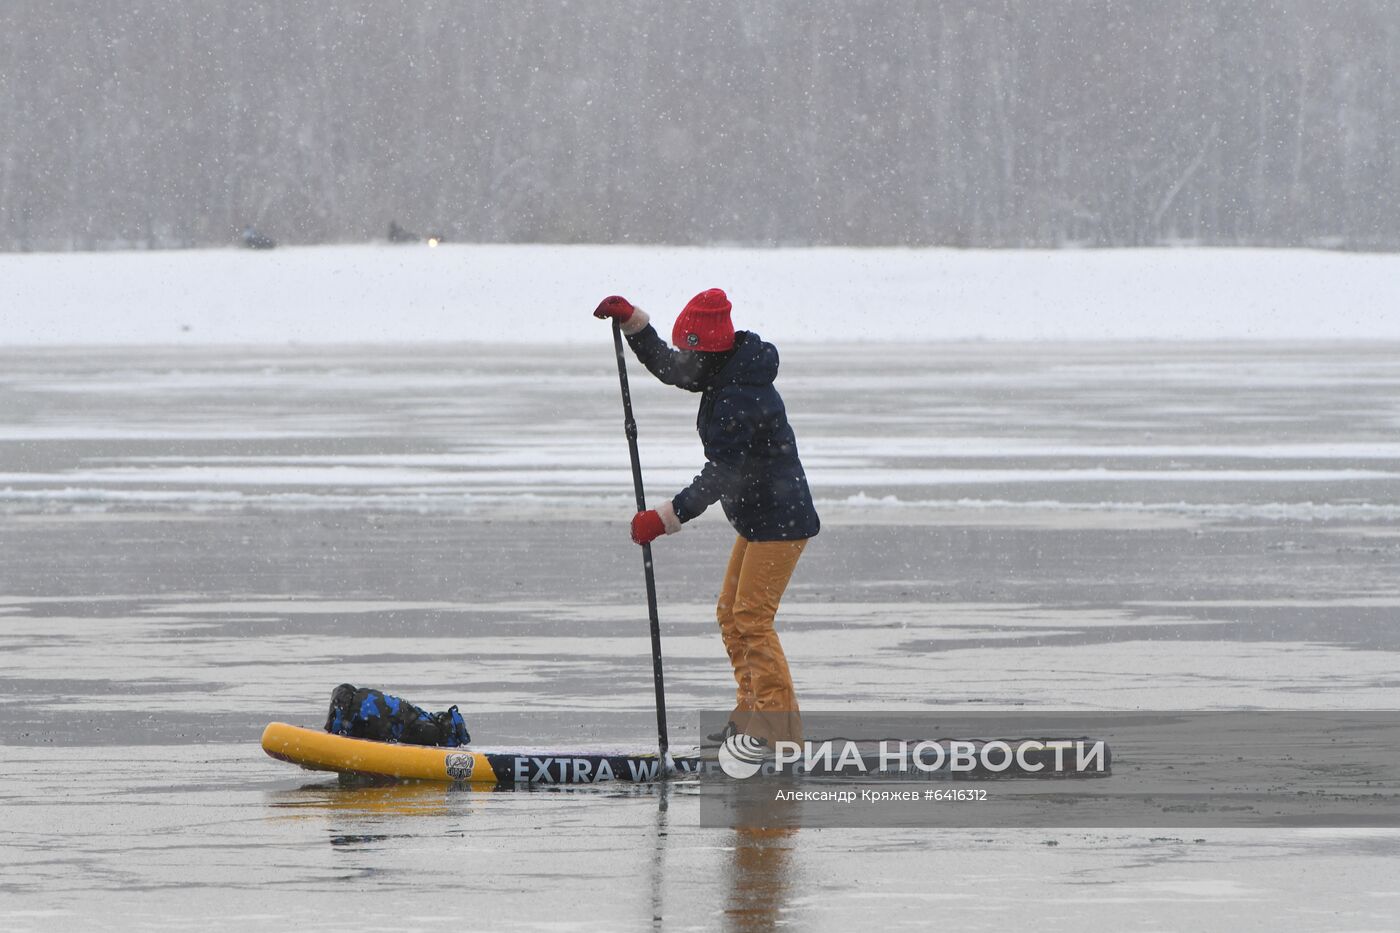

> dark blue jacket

[{"left": 627, "top": 326, "right": 821, "bottom": 541}]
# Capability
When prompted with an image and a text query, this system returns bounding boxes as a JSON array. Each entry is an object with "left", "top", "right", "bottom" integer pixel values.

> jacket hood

[{"left": 711, "top": 331, "right": 778, "bottom": 389}]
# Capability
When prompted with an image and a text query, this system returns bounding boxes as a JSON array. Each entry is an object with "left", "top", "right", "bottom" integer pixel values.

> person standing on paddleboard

[{"left": 594, "top": 288, "right": 820, "bottom": 747}]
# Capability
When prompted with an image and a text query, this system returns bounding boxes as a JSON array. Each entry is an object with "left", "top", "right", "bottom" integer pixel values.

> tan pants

[{"left": 716, "top": 536, "right": 808, "bottom": 746}]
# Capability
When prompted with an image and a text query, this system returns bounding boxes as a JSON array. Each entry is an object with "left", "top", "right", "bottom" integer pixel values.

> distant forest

[{"left": 3, "top": 0, "right": 1398, "bottom": 250}]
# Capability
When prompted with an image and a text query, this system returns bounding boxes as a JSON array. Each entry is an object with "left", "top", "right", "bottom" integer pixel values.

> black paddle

[{"left": 610, "top": 318, "right": 672, "bottom": 770}]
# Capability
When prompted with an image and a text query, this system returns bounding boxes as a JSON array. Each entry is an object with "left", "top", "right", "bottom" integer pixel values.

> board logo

[
  {"left": 718, "top": 733, "right": 767, "bottom": 779},
  {"left": 445, "top": 753, "right": 474, "bottom": 780}
]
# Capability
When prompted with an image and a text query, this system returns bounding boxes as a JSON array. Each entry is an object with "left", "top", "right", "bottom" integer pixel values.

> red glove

[
  {"left": 594, "top": 295, "right": 635, "bottom": 323},
  {"left": 631, "top": 510, "right": 666, "bottom": 545}
]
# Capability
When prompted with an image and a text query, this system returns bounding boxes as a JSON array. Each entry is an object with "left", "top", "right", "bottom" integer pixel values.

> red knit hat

[{"left": 672, "top": 288, "right": 735, "bottom": 351}]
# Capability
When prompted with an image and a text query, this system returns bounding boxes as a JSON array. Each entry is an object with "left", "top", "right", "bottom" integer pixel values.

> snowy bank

[{"left": 2, "top": 243, "right": 1397, "bottom": 345}]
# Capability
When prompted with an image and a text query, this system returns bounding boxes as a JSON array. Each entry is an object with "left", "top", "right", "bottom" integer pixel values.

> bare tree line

[{"left": 2, "top": 0, "right": 1397, "bottom": 251}]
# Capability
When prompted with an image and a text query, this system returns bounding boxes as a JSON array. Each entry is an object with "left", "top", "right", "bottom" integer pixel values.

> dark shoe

[{"left": 703, "top": 720, "right": 739, "bottom": 748}]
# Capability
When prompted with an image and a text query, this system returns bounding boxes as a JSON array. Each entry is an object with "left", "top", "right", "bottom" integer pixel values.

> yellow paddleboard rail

[{"left": 261, "top": 722, "right": 497, "bottom": 784}]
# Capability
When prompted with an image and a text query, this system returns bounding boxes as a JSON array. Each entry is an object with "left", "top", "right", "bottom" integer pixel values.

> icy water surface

[{"left": 3, "top": 342, "right": 1400, "bottom": 930}]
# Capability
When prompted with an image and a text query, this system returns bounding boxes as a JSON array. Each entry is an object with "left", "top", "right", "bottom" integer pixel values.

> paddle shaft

[{"left": 611, "top": 319, "right": 671, "bottom": 763}]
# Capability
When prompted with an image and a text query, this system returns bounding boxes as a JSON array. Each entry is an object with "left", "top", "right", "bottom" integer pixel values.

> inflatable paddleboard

[
  {"left": 262, "top": 722, "right": 699, "bottom": 786},
  {"left": 263, "top": 722, "right": 1112, "bottom": 785}
]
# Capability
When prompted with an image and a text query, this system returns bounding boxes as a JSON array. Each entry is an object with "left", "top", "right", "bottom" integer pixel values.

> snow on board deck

[
  {"left": 262, "top": 723, "right": 1112, "bottom": 786},
  {"left": 261, "top": 722, "right": 694, "bottom": 785}
]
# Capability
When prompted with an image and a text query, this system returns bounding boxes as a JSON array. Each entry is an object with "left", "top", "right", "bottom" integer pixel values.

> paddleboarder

[{"left": 594, "top": 289, "right": 820, "bottom": 747}]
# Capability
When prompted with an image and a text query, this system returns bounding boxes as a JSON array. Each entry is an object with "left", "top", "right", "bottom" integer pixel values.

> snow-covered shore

[{"left": 3, "top": 243, "right": 1397, "bottom": 345}]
